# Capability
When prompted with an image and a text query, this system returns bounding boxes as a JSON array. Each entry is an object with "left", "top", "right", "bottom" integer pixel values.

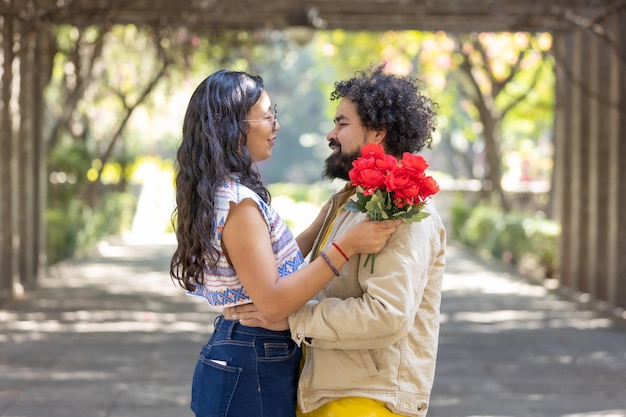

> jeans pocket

[
  {"left": 263, "top": 342, "right": 290, "bottom": 357},
  {"left": 257, "top": 341, "right": 301, "bottom": 417},
  {"left": 190, "top": 354, "right": 242, "bottom": 417},
  {"left": 257, "top": 335, "right": 299, "bottom": 360}
]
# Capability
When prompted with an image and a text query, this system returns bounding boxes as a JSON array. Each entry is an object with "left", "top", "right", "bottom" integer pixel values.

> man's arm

[{"left": 290, "top": 216, "right": 445, "bottom": 351}]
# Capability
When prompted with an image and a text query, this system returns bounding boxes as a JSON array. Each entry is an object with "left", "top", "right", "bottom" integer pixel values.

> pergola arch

[{"left": 1, "top": 0, "right": 625, "bottom": 311}]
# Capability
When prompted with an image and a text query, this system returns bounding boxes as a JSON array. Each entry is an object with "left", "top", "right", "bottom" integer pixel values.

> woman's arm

[{"left": 222, "top": 199, "right": 399, "bottom": 322}]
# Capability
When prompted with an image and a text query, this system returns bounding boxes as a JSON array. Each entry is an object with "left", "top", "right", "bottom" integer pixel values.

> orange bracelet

[{"left": 331, "top": 242, "right": 349, "bottom": 261}]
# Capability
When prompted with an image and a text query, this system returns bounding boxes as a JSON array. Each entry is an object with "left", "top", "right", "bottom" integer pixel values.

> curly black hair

[
  {"left": 170, "top": 70, "right": 269, "bottom": 291},
  {"left": 330, "top": 63, "right": 437, "bottom": 157}
]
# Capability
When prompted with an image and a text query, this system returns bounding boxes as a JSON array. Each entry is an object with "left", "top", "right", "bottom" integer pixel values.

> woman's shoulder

[{"left": 218, "top": 176, "right": 262, "bottom": 204}]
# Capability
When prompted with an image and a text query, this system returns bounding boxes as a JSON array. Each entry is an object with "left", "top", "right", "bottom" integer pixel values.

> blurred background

[
  {"left": 1, "top": 1, "right": 624, "bottom": 314},
  {"left": 40, "top": 29, "right": 557, "bottom": 257}
]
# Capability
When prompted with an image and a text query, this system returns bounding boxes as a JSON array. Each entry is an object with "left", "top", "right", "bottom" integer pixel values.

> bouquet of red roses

[{"left": 344, "top": 143, "right": 440, "bottom": 273}]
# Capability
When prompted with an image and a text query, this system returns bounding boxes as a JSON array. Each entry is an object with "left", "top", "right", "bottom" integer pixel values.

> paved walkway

[{"left": 1, "top": 234, "right": 625, "bottom": 417}]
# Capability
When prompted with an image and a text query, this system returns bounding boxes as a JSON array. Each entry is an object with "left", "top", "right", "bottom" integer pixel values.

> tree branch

[{"left": 499, "top": 49, "right": 549, "bottom": 119}]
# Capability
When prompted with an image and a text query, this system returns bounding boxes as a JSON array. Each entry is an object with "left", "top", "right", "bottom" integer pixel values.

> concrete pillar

[
  {"left": 612, "top": 11, "right": 626, "bottom": 309},
  {"left": 555, "top": 15, "right": 626, "bottom": 310},
  {"left": 586, "top": 30, "right": 599, "bottom": 299},
  {"left": 575, "top": 31, "right": 591, "bottom": 295},
  {"left": 0, "top": 8, "right": 50, "bottom": 299},
  {"left": 555, "top": 30, "right": 583, "bottom": 292},
  {"left": 32, "top": 28, "right": 52, "bottom": 284},
  {"left": 591, "top": 28, "right": 612, "bottom": 303},
  {"left": 0, "top": 2, "right": 17, "bottom": 301},
  {"left": 18, "top": 25, "right": 36, "bottom": 291}
]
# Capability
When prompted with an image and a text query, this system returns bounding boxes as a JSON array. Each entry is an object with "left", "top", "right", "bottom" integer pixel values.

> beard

[{"left": 322, "top": 146, "right": 361, "bottom": 181}]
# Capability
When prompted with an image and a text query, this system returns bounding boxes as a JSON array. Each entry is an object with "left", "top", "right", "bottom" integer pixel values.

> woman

[{"left": 170, "top": 70, "right": 400, "bottom": 417}]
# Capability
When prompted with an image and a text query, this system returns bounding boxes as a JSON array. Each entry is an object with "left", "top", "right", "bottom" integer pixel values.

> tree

[
  {"left": 44, "top": 23, "right": 270, "bottom": 258},
  {"left": 309, "top": 30, "right": 555, "bottom": 213},
  {"left": 450, "top": 32, "right": 554, "bottom": 211}
]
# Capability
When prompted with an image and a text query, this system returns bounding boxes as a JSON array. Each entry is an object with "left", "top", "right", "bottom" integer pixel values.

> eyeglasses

[{"left": 245, "top": 104, "right": 278, "bottom": 131}]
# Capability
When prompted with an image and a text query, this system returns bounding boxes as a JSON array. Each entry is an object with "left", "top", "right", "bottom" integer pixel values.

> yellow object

[
  {"left": 316, "top": 215, "right": 336, "bottom": 257},
  {"left": 297, "top": 397, "right": 402, "bottom": 416},
  {"left": 299, "top": 188, "right": 403, "bottom": 416}
]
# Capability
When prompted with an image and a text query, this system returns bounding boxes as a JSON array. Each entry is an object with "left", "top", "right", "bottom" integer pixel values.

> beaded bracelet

[
  {"left": 331, "top": 242, "right": 349, "bottom": 261},
  {"left": 319, "top": 251, "right": 340, "bottom": 276}
]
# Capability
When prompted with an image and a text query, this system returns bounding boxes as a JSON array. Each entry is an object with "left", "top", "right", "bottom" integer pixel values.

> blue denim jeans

[{"left": 191, "top": 315, "right": 301, "bottom": 417}]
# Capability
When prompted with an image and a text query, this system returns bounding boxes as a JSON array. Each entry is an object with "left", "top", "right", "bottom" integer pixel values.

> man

[{"left": 229, "top": 64, "right": 446, "bottom": 417}]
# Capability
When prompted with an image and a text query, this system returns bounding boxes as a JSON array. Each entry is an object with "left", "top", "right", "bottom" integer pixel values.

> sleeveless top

[{"left": 187, "top": 175, "right": 305, "bottom": 308}]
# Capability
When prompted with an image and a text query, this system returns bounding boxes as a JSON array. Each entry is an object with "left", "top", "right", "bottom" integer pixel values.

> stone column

[
  {"left": 33, "top": 27, "right": 53, "bottom": 285},
  {"left": 0, "top": 1, "right": 17, "bottom": 301},
  {"left": 554, "top": 14, "right": 626, "bottom": 311},
  {"left": 612, "top": 10, "right": 626, "bottom": 310},
  {"left": 18, "top": 24, "right": 36, "bottom": 291},
  {"left": 554, "top": 30, "right": 584, "bottom": 293}
]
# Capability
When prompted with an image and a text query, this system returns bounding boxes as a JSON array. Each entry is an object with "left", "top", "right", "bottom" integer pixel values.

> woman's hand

[
  {"left": 223, "top": 304, "right": 289, "bottom": 331},
  {"left": 336, "top": 218, "right": 402, "bottom": 257}
]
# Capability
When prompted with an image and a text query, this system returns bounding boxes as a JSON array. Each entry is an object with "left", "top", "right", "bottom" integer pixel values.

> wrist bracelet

[
  {"left": 331, "top": 242, "right": 349, "bottom": 261},
  {"left": 319, "top": 251, "right": 340, "bottom": 276}
]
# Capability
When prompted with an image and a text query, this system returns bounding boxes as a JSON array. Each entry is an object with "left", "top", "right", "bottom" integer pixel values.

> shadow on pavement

[{"left": 1, "top": 235, "right": 625, "bottom": 417}]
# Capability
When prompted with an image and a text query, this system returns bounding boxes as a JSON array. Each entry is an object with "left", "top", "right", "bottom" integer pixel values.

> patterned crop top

[{"left": 187, "top": 175, "right": 305, "bottom": 308}]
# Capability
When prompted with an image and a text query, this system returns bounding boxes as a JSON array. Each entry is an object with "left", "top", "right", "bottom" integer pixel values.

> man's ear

[
  {"left": 365, "top": 127, "right": 387, "bottom": 145},
  {"left": 370, "top": 127, "right": 387, "bottom": 145}
]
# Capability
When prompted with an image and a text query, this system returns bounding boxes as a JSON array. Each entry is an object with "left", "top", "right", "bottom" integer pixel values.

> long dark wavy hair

[
  {"left": 330, "top": 63, "right": 437, "bottom": 157},
  {"left": 170, "top": 70, "right": 270, "bottom": 291}
]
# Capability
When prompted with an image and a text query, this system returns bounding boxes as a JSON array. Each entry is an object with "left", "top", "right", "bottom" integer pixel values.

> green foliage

[
  {"left": 89, "top": 192, "right": 138, "bottom": 240},
  {"left": 46, "top": 201, "right": 87, "bottom": 264},
  {"left": 47, "top": 135, "right": 139, "bottom": 263},
  {"left": 449, "top": 193, "right": 474, "bottom": 238},
  {"left": 44, "top": 24, "right": 268, "bottom": 262},
  {"left": 48, "top": 141, "right": 93, "bottom": 197},
  {"left": 344, "top": 188, "right": 430, "bottom": 223},
  {"left": 46, "top": 192, "right": 137, "bottom": 264},
  {"left": 450, "top": 200, "right": 560, "bottom": 277},
  {"left": 523, "top": 217, "right": 561, "bottom": 276},
  {"left": 43, "top": 24, "right": 557, "bottom": 265}
]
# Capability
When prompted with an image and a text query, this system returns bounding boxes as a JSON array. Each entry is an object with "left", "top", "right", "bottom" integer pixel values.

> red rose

[
  {"left": 351, "top": 167, "right": 386, "bottom": 195},
  {"left": 400, "top": 152, "right": 429, "bottom": 174},
  {"left": 386, "top": 166, "right": 420, "bottom": 206},
  {"left": 344, "top": 144, "right": 439, "bottom": 274},
  {"left": 360, "top": 144, "right": 397, "bottom": 172},
  {"left": 360, "top": 143, "right": 386, "bottom": 158},
  {"left": 350, "top": 145, "right": 398, "bottom": 193},
  {"left": 356, "top": 149, "right": 396, "bottom": 173},
  {"left": 419, "top": 176, "right": 440, "bottom": 199},
  {"left": 375, "top": 154, "right": 397, "bottom": 173}
]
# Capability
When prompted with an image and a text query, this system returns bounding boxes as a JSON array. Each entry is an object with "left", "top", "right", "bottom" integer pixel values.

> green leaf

[
  {"left": 355, "top": 192, "right": 370, "bottom": 207},
  {"left": 402, "top": 212, "right": 431, "bottom": 223},
  {"left": 365, "top": 192, "right": 388, "bottom": 219},
  {"left": 344, "top": 201, "right": 364, "bottom": 213},
  {"left": 391, "top": 210, "right": 409, "bottom": 219},
  {"left": 344, "top": 189, "right": 371, "bottom": 213}
]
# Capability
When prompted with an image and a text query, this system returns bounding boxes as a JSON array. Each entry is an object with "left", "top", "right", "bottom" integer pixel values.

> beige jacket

[{"left": 289, "top": 190, "right": 446, "bottom": 417}]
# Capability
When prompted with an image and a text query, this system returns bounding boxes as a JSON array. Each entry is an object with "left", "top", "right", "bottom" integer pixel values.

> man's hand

[{"left": 223, "top": 304, "right": 289, "bottom": 331}]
